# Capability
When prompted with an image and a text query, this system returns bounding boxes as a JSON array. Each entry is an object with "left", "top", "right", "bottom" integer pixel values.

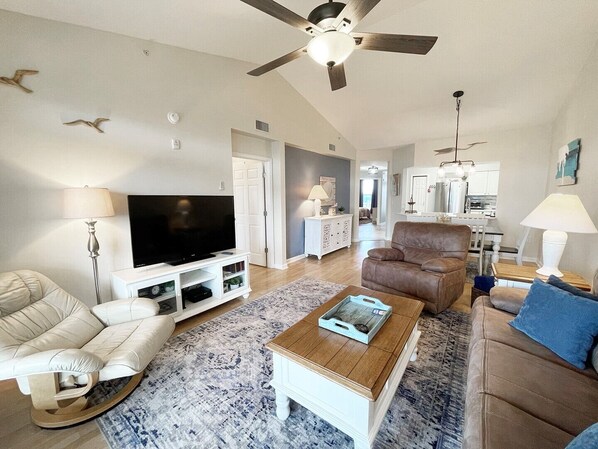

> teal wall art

[{"left": 555, "top": 138, "right": 580, "bottom": 186}]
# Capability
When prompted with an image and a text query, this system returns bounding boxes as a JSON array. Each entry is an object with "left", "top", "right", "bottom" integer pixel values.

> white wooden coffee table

[{"left": 265, "top": 286, "right": 423, "bottom": 449}]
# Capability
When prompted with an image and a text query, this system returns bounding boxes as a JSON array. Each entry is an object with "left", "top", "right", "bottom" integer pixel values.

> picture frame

[
  {"left": 555, "top": 138, "right": 580, "bottom": 186},
  {"left": 392, "top": 173, "right": 400, "bottom": 196},
  {"left": 320, "top": 176, "right": 336, "bottom": 206}
]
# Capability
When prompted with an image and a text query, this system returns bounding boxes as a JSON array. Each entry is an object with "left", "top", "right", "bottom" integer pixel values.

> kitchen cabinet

[{"left": 468, "top": 170, "right": 499, "bottom": 195}]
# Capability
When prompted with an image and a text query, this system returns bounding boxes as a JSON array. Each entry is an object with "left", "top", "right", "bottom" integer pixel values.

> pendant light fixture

[
  {"left": 437, "top": 91, "right": 476, "bottom": 177},
  {"left": 367, "top": 165, "right": 379, "bottom": 174}
]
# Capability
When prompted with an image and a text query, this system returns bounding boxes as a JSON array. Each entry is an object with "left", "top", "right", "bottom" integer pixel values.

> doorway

[
  {"left": 358, "top": 161, "right": 388, "bottom": 241},
  {"left": 232, "top": 157, "right": 267, "bottom": 266}
]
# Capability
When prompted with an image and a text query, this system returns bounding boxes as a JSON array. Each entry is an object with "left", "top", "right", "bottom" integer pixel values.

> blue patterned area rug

[{"left": 96, "top": 278, "right": 470, "bottom": 449}]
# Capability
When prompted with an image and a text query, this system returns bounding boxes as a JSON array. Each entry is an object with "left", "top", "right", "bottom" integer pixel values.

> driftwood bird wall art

[
  {"left": 0, "top": 69, "right": 39, "bottom": 93},
  {"left": 63, "top": 118, "right": 110, "bottom": 133},
  {"left": 434, "top": 141, "right": 487, "bottom": 155}
]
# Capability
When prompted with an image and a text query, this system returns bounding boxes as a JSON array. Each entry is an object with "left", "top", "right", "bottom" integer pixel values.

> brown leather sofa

[
  {"left": 361, "top": 221, "right": 472, "bottom": 314},
  {"left": 464, "top": 286, "right": 598, "bottom": 449}
]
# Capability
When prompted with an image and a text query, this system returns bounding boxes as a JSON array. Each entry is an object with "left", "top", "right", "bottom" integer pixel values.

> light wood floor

[
  {"left": 358, "top": 222, "right": 386, "bottom": 241},
  {"left": 0, "top": 241, "right": 474, "bottom": 449}
]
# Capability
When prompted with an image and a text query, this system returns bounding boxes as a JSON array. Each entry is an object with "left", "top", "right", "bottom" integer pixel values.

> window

[{"left": 362, "top": 178, "right": 374, "bottom": 209}]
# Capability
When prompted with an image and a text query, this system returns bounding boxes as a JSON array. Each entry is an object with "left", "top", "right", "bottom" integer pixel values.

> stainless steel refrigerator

[{"left": 434, "top": 181, "right": 468, "bottom": 213}]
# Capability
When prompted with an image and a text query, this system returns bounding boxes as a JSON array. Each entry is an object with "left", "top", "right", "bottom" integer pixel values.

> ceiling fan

[{"left": 241, "top": 0, "right": 438, "bottom": 91}]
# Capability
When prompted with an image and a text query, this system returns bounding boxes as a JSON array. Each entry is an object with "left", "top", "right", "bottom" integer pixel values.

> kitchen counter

[{"left": 398, "top": 212, "right": 498, "bottom": 221}]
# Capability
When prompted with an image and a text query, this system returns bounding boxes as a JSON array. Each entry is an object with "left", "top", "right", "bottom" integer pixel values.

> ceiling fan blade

[
  {"left": 353, "top": 32, "right": 438, "bottom": 55},
  {"left": 333, "top": 0, "right": 382, "bottom": 33},
  {"left": 328, "top": 63, "right": 347, "bottom": 91},
  {"left": 468, "top": 141, "right": 488, "bottom": 147},
  {"left": 434, "top": 147, "right": 455, "bottom": 154},
  {"left": 248, "top": 46, "right": 306, "bottom": 76},
  {"left": 240, "top": 0, "right": 319, "bottom": 34}
]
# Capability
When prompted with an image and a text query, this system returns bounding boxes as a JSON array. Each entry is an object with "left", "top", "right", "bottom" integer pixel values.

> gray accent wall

[{"left": 285, "top": 146, "right": 351, "bottom": 259}]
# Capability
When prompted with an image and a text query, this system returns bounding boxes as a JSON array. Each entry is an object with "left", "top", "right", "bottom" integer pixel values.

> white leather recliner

[{"left": 0, "top": 270, "right": 175, "bottom": 428}]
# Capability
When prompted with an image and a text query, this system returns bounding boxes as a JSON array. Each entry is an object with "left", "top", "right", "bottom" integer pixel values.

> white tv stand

[{"left": 110, "top": 250, "right": 251, "bottom": 323}]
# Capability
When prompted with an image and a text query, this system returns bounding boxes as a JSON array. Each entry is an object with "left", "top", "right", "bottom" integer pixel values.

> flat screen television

[{"left": 128, "top": 195, "right": 236, "bottom": 268}]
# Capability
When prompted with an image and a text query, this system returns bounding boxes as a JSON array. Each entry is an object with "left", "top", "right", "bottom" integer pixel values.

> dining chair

[{"left": 451, "top": 216, "right": 488, "bottom": 275}]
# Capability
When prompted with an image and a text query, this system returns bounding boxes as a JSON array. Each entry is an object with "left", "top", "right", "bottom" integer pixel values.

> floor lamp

[
  {"left": 64, "top": 186, "right": 115, "bottom": 304},
  {"left": 520, "top": 193, "right": 597, "bottom": 277}
]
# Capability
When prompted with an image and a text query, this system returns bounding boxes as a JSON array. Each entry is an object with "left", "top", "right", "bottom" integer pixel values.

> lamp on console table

[
  {"left": 308, "top": 185, "right": 329, "bottom": 217},
  {"left": 64, "top": 186, "right": 115, "bottom": 304},
  {"left": 520, "top": 193, "right": 597, "bottom": 277}
]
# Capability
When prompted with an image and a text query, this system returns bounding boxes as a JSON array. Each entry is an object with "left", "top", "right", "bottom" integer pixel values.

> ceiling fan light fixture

[
  {"left": 437, "top": 166, "right": 445, "bottom": 177},
  {"left": 455, "top": 162, "right": 464, "bottom": 177},
  {"left": 469, "top": 163, "right": 476, "bottom": 174},
  {"left": 307, "top": 31, "right": 355, "bottom": 67}
]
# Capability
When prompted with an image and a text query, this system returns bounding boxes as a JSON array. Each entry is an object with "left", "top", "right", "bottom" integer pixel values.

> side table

[{"left": 491, "top": 262, "right": 591, "bottom": 291}]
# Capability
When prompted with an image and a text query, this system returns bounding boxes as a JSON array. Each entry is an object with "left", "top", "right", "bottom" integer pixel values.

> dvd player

[{"left": 182, "top": 284, "right": 212, "bottom": 303}]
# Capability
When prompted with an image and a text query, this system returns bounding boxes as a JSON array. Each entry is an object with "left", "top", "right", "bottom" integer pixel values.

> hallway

[{"left": 359, "top": 222, "right": 386, "bottom": 241}]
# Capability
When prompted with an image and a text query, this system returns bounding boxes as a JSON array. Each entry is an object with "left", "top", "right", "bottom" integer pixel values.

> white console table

[
  {"left": 111, "top": 250, "right": 250, "bottom": 323},
  {"left": 304, "top": 214, "right": 352, "bottom": 260}
]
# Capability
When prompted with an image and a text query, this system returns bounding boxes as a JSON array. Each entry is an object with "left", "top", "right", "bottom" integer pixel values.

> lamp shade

[
  {"left": 307, "top": 31, "right": 355, "bottom": 67},
  {"left": 308, "top": 185, "right": 329, "bottom": 200},
  {"left": 520, "top": 194, "right": 597, "bottom": 234},
  {"left": 64, "top": 187, "right": 115, "bottom": 219}
]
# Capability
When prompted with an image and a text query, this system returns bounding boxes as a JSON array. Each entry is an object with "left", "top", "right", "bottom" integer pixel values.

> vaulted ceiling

[{"left": 2, "top": 0, "right": 598, "bottom": 150}]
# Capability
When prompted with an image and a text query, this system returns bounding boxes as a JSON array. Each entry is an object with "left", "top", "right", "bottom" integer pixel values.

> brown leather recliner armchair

[{"left": 362, "top": 221, "right": 472, "bottom": 314}]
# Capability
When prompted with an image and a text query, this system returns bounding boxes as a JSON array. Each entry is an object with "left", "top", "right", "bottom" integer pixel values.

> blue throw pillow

[
  {"left": 565, "top": 423, "right": 598, "bottom": 449},
  {"left": 509, "top": 279, "right": 598, "bottom": 369},
  {"left": 547, "top": 274, "right": 598, "bottom": 301}
]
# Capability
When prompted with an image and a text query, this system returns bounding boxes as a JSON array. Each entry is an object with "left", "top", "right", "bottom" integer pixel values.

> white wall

[
  {"left": 547, "top": 42, "right": 598, "bottom": 282},
  {"left": 412, "top": 125, "right": 552, "bottom": 259},
  {"left": 391, "top": 144, "right": 415, "bottom": 234},
  {"left": 232, "top": 131, "right": 272, "bottom": 159},
  {"left": 0, "top": 11, "right": 356, "bottom": 306}
]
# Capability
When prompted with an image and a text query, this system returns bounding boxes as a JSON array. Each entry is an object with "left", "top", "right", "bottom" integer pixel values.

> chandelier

[{"left": 437, "top": 91, "right": 476, "bottom": 178}]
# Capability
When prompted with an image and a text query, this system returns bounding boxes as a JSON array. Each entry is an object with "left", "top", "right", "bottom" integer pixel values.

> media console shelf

[{"left": 110, "top": 250, "right": 251, "bottom": 323}]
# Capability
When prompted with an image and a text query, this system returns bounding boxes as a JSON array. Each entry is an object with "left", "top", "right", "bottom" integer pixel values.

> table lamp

[
  {"left": 520, "top": 193, "right": 597, "bottom": 277},
  {"left": 308, "top": 185, "right": 329, "bottom": 217},
  {"left": 64, "top": 186, "right": 115, "bottom": 303}
]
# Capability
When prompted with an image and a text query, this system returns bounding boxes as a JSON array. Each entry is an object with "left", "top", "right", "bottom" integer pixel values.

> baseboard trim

[{"left": 286, "top": 254, "right": 307, "bottom": 265}]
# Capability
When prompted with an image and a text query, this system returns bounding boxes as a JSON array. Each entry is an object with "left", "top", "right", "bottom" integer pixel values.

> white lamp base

[
  {"left": 314, "top": 198, "right": 322, "bottom": 217},
  {"left": 537, "top": 229, "right": 567, "bottom": 277}
]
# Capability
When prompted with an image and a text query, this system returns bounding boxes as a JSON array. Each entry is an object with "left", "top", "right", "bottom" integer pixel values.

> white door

[
  {"left": 411, "top": 175, "right": 428, "bottom": 212},
  {"left": 233, "top": 159, "right": 267, "bottom": 266}
]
